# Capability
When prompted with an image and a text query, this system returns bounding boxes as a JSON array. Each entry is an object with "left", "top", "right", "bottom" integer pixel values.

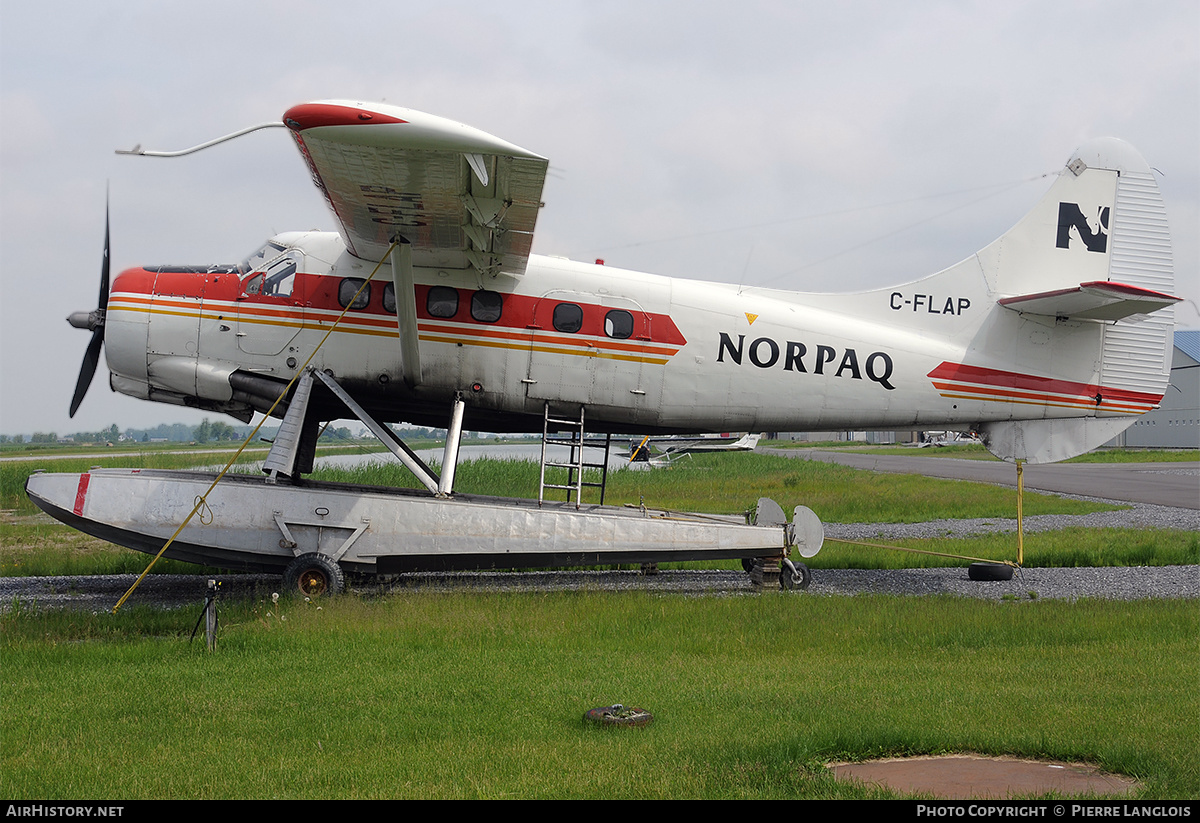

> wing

[{"left": 284, "top": 101, "right": 549, "bottom": 276}]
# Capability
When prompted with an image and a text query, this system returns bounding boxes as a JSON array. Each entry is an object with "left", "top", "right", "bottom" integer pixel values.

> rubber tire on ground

[
  {"left": 282, "top": 553, "right": 346, "bottom": 596},
  {"left": 967, "top": 561, "right": 1015, "bottom": 582}
]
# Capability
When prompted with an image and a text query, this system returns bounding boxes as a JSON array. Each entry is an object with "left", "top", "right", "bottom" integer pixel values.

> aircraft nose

[{"left": 68, "top": 310, "right": 102, "bottom": 331}]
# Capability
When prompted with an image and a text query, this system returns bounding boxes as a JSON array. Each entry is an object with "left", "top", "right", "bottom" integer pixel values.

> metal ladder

[{"left": 538, "top": 403, "right": 612, "bottom": 507}]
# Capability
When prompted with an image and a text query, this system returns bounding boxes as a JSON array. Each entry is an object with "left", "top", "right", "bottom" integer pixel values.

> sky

[{"left": 1, "top": 0, "right": 1197, "bottom": 436}]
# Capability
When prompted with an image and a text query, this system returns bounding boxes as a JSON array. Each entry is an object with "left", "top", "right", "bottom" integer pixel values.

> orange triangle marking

[{"left": 745, "top": 313, "right": 758, "bottom": 325}]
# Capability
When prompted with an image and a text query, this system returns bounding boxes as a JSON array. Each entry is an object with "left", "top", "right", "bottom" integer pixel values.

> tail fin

[{"left": 973, "top": 138, "right": 1177, "bottom": 463}]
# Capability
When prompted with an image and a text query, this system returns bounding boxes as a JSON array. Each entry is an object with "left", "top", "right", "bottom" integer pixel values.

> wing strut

[
  {"left": 390, "top": 239, "right": 422, "bottom": 387},
  {"left": 260, "top": 368, "right": 470, "bottom": 498},
  {"left": 307, "top": 369, "right": 442, "bottom": 493}
]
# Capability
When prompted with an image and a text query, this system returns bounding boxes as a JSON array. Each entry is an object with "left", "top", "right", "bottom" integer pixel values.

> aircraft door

[
  {"left": 589, "top": 299, "right": 659, "bottom": 423},
  {"left": 524, "top": 293, "right": 662, "bottom": 424},
  {"left": 526, "top": 293, "right": 594, "bottom": 405}
]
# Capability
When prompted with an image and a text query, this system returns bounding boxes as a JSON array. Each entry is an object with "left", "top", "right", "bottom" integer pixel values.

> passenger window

[
  {"left": 338, "top": 278, "right": 371, "bottom": 310},
  {"left": 471, "top": 290, "right": 503, "bottom": 323},
  {"left": 604, "top": 310, "right": 634, "bottom": 339},
  {"left": 383, "top": 283, "right": 396, "bottom": 314},
  {"left": 553, "top": 303, "right": 583, "bottom": 334},
  {"left": 427, "top": 286, "right": 458, "bottom": 318}
]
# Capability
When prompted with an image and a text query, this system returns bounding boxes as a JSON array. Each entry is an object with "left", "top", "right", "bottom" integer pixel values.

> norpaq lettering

[{"left": 717, "top": 332, "right": 895, "bottom": 390}]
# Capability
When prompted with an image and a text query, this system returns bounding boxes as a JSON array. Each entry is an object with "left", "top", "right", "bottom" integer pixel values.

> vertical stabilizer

[{"left": 977, "top": 138, "right": 1175, "bottom": 463}]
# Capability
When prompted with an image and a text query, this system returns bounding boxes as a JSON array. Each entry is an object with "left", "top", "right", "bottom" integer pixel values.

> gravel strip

[
  {"left": 825, "top": 500, "right": 1199, "bottom": 541},
  {"left": 2, "top": 563, "right": 1196, "bottom": 612},
  {"left": 807, "top": 565, "right": 1198, "bottom": 600}
]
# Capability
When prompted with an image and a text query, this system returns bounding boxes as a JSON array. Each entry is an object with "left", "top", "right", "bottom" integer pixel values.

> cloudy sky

[{"left": 1, "top": 0, "right": 1196, "bottom": 436}]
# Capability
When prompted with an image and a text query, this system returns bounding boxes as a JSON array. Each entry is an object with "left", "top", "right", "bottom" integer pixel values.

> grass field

[
  {"left": 2, "top": 446, "right": 1196, "bottom": 799},
  {"left": 2, "top": 593, "right": 1196, "bottom": 799},
  {"left": 311, "top": 452, "right": 1122, "bottom": 522}
]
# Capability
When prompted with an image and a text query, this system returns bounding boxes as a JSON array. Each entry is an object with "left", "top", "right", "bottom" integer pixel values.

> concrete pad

[{"left": 829, "top": 754, "right": 1139, "bottom": 799}]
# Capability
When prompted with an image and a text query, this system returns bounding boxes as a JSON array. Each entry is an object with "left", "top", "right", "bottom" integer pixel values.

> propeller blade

[
  {"left": 69, "top": 327, "right": 104, "bottom": 418},
  {"left": 70, "top": 195, "right": 112, "bottom": 417},
  {"left": 99, "top": 200, "right": 110, "bottom": 308}
]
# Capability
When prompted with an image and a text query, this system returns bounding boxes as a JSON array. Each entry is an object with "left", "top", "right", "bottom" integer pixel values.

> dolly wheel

[
  {"left": 283, "top": 553, "right": 345, "bottom": 596},
  {"left": 780, "top": 560, "right": 811, "bottom": 591}
]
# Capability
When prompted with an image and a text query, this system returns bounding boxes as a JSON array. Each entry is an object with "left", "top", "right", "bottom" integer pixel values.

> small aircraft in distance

[
  {"left": 28, "top": 100, "right": 1182, "bottom": 593},
  {"left": 626, "top": 433, "right": 763, "bottom": 466},
  {"left": 913, "top": 431, "right": 983, "bottom": 448}
]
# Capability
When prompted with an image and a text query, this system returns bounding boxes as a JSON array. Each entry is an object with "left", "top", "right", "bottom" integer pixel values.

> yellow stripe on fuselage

[{"left": 107, "top": 295, "right": 682, "bottom": 361}]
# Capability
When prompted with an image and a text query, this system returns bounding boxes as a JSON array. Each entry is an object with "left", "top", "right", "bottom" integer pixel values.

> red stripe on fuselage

[
  {"left": 410, "top": 285, "right": 686, "bottom": 345},
  {"left": 110, "top": 268, "right": 688, "bottom": 348},
  {"left": 927, "top": 362, "right": 1163, "bottom": 407}
]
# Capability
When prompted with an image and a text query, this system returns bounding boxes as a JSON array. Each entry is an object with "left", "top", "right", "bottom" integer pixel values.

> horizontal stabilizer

[{"left": 998, "top": 281, "right": 1181, "bottom": 322}]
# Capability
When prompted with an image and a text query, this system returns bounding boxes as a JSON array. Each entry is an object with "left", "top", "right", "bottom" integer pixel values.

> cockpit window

[
  {"left": 239, "top": 241, "right": 287, "bottom": 275},
  {"left": 241, "top": 250, "right": 299, "bottom": 298},
  {"left": 260, "top": 256, "right": 297, "bottom": 297}
]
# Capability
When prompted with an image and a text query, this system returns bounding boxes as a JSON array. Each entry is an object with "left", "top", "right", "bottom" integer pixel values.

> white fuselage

[{"left": 101, "top": 229, "right": 1146, "bottom": 436}]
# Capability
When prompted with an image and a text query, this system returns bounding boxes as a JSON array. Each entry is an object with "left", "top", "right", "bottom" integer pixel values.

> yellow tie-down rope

[
  {"left": 113, "top": 242, "right": 399, "bottom": 612},
  {"left": 824, "top": 458, "right": 1029, "bottom": 572},
  {"left": 822, "top": 537, "right": 1021, "bottom": 571}
]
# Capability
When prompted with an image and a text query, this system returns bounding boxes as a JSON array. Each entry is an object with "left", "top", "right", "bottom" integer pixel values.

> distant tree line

[
  {"left": 1, "top": 420, "right": 505, "bottom": 447},
  {"left": 191, "top": 419, "right": 240, "bottom": 443}
]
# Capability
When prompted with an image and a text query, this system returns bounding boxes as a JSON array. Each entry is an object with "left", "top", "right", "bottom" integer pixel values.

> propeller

[{"left": 67, "top": 203, "right": 111, "bottom": 417}]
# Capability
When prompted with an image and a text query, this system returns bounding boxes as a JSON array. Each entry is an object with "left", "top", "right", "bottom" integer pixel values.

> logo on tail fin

[{"left": 1056, "top": 202, "right": 1109, "bottom": 253}]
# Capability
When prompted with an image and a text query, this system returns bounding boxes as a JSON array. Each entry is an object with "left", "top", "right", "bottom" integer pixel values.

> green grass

[
  {"left": 3, "top": 446, "right": 1195, "bottom": 799},
  {"left": 1063, "top": 448, "right": 1200, "bottom": 463},
  {"left": 811, "top": 528, "right": 1200, "bottom": 569},
  {"left": 313, "top": 452, "right": 1118, "bottom": 522},
  {"left": 2, "top": 592, "right": 1195, "bottom": 799}
]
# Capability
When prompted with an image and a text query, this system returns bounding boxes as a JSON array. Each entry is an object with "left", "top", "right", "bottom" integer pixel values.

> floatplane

[{"left": 27, "top": 101, "right": 1179, "bottom": 595}]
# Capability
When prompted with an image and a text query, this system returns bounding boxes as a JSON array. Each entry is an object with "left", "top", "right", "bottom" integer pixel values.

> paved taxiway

[{"left": 762, "top": 448, "right": 1199, "bottom": 509}]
